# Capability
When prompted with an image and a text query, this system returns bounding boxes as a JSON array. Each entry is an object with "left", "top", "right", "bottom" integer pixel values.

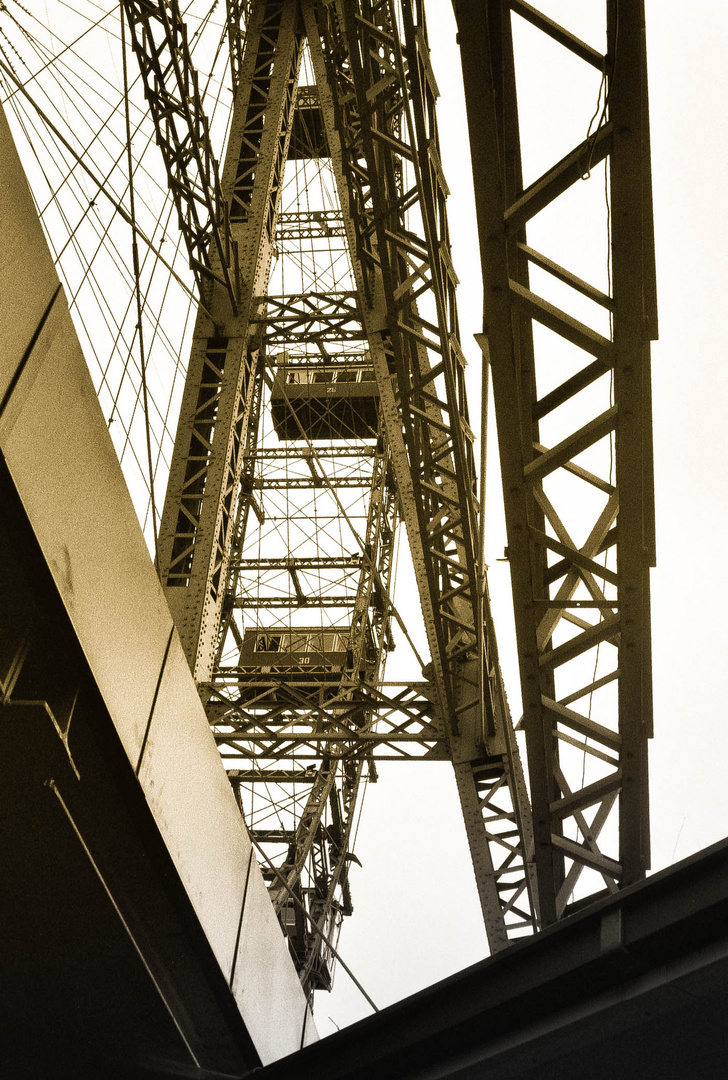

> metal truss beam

[
  {"left": 155, "top": 0, "right": 304, "bottom": 679},
  {"left": 121, "top": 0, "right": 241, "bottom": 310},
  {"left": 277, "top": 210, "right": 345, "bottom": 240},
  {"left": 231, "top": 597, "right": 356, "bottom": 607},
  {"left": 252, "top": 477, "right": 371, "bottom": 489},
  {"left": 304, "top": 0, "right": 537, "bottom": 948},
  {"left": 210, "top": 683, "right": 446, "bottom": 762},
  {"left": 454, "top": 0, "right": 656, "bottom": 925},
  {"left": 257, "top": 292, "right": 367, "bottom": 345},
  {"left": 228, "top": 557, "right": 361, "bottom": 570},
  {"left": 226, "top": 0, "right": 247, "bottom": 93}
]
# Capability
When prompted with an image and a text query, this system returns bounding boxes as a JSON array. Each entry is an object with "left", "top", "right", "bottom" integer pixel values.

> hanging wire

[
  {"left": 0, "top": 53, "right": 207, "bottom": 312},
  {"left": 120, "top": 3, "right": 159, "bottom": 564},
  {"left": 1, "top": 1, "right": 118, "bottom": 104},
  {"left": 0, "top": 1, "right": 227, "bottom": 534},
  {"left": 249, "top": 833, "right": 379, "bottom": 1013}
]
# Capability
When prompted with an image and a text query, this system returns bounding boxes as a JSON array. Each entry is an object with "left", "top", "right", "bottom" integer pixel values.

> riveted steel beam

[
  {"left": 455, "top": 0, "right": 656, "bottom": 926},
  {"left": 121, "top": 0, "right": 242, "bottom": 310},
  {"left": 156, "top": 0, "right": 304, "bottom": 680},
  {"left": 304, "top": 0, "right": 538, "bottom": 948}
]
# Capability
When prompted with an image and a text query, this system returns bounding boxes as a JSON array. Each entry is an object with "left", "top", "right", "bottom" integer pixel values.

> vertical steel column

[
  {"left": 608, "top": 0, "right": 657, "bottom": 882},
  {"left": 455, "top": 0, "right": 657, "bottom": 925},
  {"left": 157, "top": 0, "right": 304, "bottom": 679},
  {"left": 305, "top": 0, "right": 538, "bottom": 948}
]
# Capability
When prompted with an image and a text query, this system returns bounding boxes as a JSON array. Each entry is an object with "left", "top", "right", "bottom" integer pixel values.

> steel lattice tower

[{"left": 112, "top": 0, "right": 656, "bottom": 997}]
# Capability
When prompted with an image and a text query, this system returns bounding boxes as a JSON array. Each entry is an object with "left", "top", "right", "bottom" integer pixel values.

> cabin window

[{"left": 255, "top": 633, "right": 281, "bottom": 652}]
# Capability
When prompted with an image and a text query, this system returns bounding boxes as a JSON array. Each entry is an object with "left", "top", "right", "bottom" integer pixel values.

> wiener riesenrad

[{"left": 0, "top": 0, "right": 656, "bottom": 1053}]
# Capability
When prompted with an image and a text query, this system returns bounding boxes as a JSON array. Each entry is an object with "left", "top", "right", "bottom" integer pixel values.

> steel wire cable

[
  {"left": 121, "top": 2, "right": 159, "bottom": 559},
  {"left": 0, "top": 0, "right": 239, "bottom": 531}
]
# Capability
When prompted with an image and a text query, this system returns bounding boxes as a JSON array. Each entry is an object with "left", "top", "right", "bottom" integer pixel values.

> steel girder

[
  {"left": 121, "top": 1, "right": 241, "bottom": 310},
  {"left": 297, "top": 0, "right": 539, "bottom": 947},
  {"left": 277, "top": 210, "right": 346, "bottom": 240},
  {"left": 454, "top": 0, "right": 657, "bottom": 925},
  {"left": 153, "top": 0, "right": 304, "bottom": 678},
  {"left": 211, "top": 682, "right": 447, "bottom": 762},
  {"left": 226, "top": 0, "right": 247, "bottom": 93},
  {"left": 257, "top": 291, "right": 367, "bottom": 345}
]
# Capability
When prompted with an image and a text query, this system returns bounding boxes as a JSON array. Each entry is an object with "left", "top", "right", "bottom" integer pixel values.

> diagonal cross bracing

[
  {"left": 302, "top": 0, "right": 537, "bottom": 948},
  {"left": 121, "top": 1, "right": 241, "bottom": 309},
  {"left": 156, "top": 0, "right": 304, "bottom": 679},
  {"left": 455, "top": 0, "right": 656, "bottom": 925}
]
